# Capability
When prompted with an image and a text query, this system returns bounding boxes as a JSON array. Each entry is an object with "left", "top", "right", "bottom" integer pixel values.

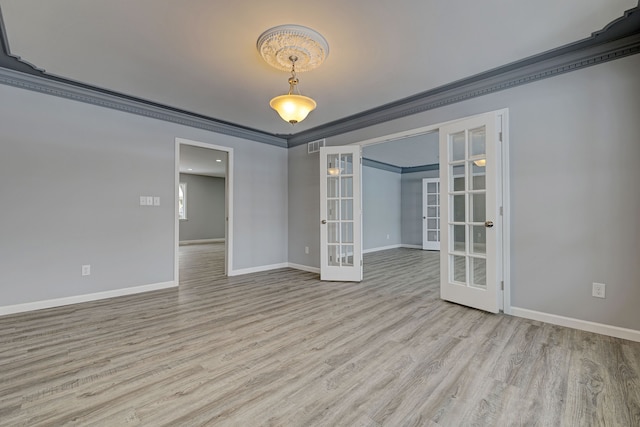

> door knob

[
  {"left": 485, "top": 220, "right": 494, "bottom": 228},
  {"left": 321, "top": 220, "right": 327, "bottom": 224}
]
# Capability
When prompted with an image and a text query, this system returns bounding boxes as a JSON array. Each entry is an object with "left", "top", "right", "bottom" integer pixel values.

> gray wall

[
  {"left": 400, "top": 169, "right": 439, "bottom": 246},
  {"left": 287, "top": 54, "right": 640, "bottom": 331},
  {"left": 363, "top": 165, "right": 402, "bottom": 250},
  {"left": 0, "top": 83, "right": 288, "bottom": 307},
  {"left": 178, "top": 173, "right": 225, "bottom": 241}
]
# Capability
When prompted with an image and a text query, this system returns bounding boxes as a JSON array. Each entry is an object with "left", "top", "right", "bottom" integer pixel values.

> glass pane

[
  {"left": 452, "top": 224, "right": 465, "bottom": 252},
  {"left": 341, "top": 199, "right": 353, "bottom": 220},
  {"left": 327, "top": 177, "right": 339, "bottom": 198},
  {"left": 341, "top": 245, "right": 354, "bottom": 266},
  {"left": 471, "top": 193, "right": 486, "bottom": 222},
  {"left": 453, "top": 195, "right": 465, "bottom": 222},
  {"left": 471, "top": 225, "right": 486, "bottom": 254},
  {"left": 327, "top": 154, "right": 340, "bottom": 175},
  {"left": 340, "top": 154, "right": 353, "bottom": 175},
  {"left": 450, "top": 131, "right": 465, "bottom": 161},
  {"left": 427, "top": 207, "right": 437, "bottom": 217},
  {"left": 452, "top": 255, "right": 466, "bottom": 283},
  {"left": 428, "top": 231, "right": 438, "bottom": 242},
  {"left": 428, "top": 194, "right": 437, "bottom": 205},
  {"left": 451, "top": 165, "right": 465, "bottom": 192},
  {"left": 427, "top": 219, "right": 437, "bottom": 230},
  {"left": 470, "top": 126, "right": 486, "bottom": 157},
  {"left": 341, "top": 222, "right": 354, "bottom": 243},
  {"left": 341, "top": 177, "right": 353, "bottom": 197},
  {"left": 327, "top": 200, "right": 339, "bottom": 220},
  {"left": 427, "top": 182, "right": 437, "bottom": 193},
  {"left": 328, "top": 245, "right": 340, "bottom": 266},
  {"left": 471, "top": 163, "right": 486, "bottom": 191},
  {"left": 471, "top": 257, "right": 486, "bottom": 288},
  {"left": 328, "top": 222, "right": 339, "bottom": 244}
]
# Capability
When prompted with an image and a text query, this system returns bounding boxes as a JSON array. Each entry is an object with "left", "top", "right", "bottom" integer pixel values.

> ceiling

[
  {"left": 363, "top": 132, "right": 439, "bottom": 168},
  {"left": 0, "top": 1, "right": 636, "bottom": 137},
  {"left": 180, "top": 145, "right": 226, "bottom": 178}
]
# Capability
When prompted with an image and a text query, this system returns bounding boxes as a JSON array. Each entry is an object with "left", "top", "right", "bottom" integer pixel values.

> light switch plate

[
  {"left": 146, "top": 196, "right": 153, "bottom": 206},
  {"left": 140, "top": 196, "right": 147, "bottom": 206},
  {"left": 153, "top": 196, "right": 160, "bottom": 206}
]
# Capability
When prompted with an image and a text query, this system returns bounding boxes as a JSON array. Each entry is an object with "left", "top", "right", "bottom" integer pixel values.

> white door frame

[
  {"left": 353, "top": 109, "right": 511, "bottom": 313},
  {"left": 174, "top": 137, "right": 234, "bottom": 283}
]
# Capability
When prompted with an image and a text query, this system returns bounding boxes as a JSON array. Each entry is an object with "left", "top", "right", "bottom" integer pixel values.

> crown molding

[
  {"left": 287, "top": 4, "right": 640, "bottom": 146},
  {"left": 0, "top": 4, "right": 638, "bottom": 149},
  {"left": 363, "top": 158, "right": 439, "bottom": 174}
]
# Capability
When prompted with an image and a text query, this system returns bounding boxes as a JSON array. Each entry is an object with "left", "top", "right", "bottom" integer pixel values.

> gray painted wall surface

[
  {"left": 363, "top": 166, "right": 401, "bottom": 250},
  {"left": 287, "top": 54, "right": 640, "bottom": 331},
  {"left": 401, "top": 170, "right": 439, "bottom": 246},
  {"left": 178, "top": 173, "right": 225, "bottom": 241},
  {"left": 0, "top": 83, "right": 287, "bottom": 306}
]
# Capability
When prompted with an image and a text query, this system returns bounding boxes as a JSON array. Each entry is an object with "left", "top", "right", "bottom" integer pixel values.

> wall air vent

[{"left": 307, "top": 139, "right": 326, "bottom": 154}]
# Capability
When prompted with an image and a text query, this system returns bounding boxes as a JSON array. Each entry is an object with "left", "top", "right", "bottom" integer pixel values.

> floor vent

[{"left": 308, "top": 139, "right": 326, "bottom": 154}]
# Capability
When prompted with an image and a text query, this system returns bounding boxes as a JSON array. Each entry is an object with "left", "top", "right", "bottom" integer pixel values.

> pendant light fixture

[
  {"left": 257, "top": 25, "right": 329, "bottom": 125},
  {"left": 269, "top": 55, "right": 316, "bottom": 124}
]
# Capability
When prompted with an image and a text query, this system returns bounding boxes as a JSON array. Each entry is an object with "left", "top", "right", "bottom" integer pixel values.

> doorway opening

[{"left": 174, "top": 138, "right": 233, "bottom": 284}]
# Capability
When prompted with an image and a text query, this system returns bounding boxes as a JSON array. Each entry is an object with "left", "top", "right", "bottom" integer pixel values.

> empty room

[{"left": 1, "top": 1, "right": 639, "bottom": 425}]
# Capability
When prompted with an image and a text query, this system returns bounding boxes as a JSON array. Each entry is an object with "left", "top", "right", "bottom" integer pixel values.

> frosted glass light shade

[{"left": 270, "top": 94, "right": 317, "bottom": 124}]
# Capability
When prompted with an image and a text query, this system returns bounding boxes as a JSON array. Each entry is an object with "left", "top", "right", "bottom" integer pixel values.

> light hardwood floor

[{"left": 1, "top": 244, "right": 639, "bottom": 426}]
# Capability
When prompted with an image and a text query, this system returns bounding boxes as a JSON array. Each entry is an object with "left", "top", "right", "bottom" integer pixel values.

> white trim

[
  {"left": 511, "top": 307, "right": 640, "bottom": 343},
  {"left": 363, "top": 244, "right": 403, "bottom": 254},
  {"left": 499, "top": 110, "right": 512, "bottom": 315},
  {"left": 229, "top": 263, "right": 289, "bottom": 276},
  {"left": 288, "top": 263, "right": 321, "bottom": 274},
  {"left": 179, "top": 238, "right": 225, "bottom": 245},
  {"left": 0, "top": 281, "right": 177, "bottom": 317},
  {"left": 175, "top": 138, "right": 234, "bottom": 279}
]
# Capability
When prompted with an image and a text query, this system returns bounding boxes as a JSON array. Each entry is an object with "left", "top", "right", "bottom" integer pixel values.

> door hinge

[
  {"left": 361, "top": 259, "right": 363, "bottom": 266},
  {"left": 501, "top": 281, "right": 504, "bottom": 290},
  {"left": 500, "top": 206, "right": 503, "bottom": 216},
  {"left": 499, "top": 131, "right": 503, "bottom": 142}
]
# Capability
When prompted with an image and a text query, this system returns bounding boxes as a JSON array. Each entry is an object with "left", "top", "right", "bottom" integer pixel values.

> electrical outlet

[
  {"left": 386, "top": 234, "right": 390, "bottom": 240},
  {"left": 82, "top": 265, "right": 91, "bottom": 276},
  {"left": 592, "top": 282, "right": 606, "bottom": 298},
  {"left": 305, "top": 246, "right": 309, "bottom": 254}
]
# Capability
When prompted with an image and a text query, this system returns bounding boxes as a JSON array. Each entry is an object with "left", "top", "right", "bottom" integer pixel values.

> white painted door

[
  {"left": 439, "top": 112, "right": 503, "bottom": 313},
  {"left": 422, "top": 178, "right": 440, "bottom": 251},
  {"left": 320, "top": 145, "right": 363, "bottom": 282}
]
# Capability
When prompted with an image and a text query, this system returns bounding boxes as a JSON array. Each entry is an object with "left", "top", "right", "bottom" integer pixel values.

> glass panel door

[
  {"left": 439, "top": 112, "right": 502, "bottom": 313},
  {"left": 422, "top": 178, "right": 440, "bottom": 251},
  {"left": 320, "top": 145, "right": 362, "bottom": 282}
]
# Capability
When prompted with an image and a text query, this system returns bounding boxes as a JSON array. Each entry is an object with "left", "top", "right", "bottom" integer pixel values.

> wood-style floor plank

[{"left": 1, "top": 244, "right": 639, "bottom": 426}]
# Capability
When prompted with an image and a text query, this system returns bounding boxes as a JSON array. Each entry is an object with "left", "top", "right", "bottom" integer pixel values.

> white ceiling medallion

[{"left": 257, "top": 25, "right": 329, "bottom": 73}]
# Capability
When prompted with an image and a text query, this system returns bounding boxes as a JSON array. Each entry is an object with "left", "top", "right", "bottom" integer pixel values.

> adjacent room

[{"left": 1, "top": 1, "right": 639, "bottom": 425}]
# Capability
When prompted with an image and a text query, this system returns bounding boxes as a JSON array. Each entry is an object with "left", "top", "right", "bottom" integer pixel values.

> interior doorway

[
  {"left": 174, "top": 138, "right": 233, "bottom": 283},
  {"left": 353, "top": 110, "right": 510, "bottom": 313}
]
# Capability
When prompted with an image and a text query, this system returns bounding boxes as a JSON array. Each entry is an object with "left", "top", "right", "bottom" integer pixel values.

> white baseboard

[
  {"left": 179, "top": 238, "right": 225, "bottom": 245},
  {"left": 363, "top": 244, "right": 402, "bottom": 254},
  {"left": 0, "top": 281, "right": 177, "bottom": 317},
  {"left": 288, "top": 263, "right": 320, "bottom": 274},
  {"left": 511, "top": 307, "right": 640, "bottom": 343},
  {"left": 228, "top": 262, "right": 289, "bottom": 276}
]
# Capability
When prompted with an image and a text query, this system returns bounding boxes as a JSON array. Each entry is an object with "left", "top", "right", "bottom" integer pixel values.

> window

[{"left": 178, "top": 182, "right": 187, "bottom": 219}]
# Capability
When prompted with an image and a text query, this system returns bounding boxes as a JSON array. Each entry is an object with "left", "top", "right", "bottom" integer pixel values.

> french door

[
  {"left": 319, "top": 145, "right": 363, "bottom": 282},
  {"left": 439, "top": 112, "right": 503, "bottom": 313},
  {"left": 422, "top": 178, "right": 441, "bottom": 251}
]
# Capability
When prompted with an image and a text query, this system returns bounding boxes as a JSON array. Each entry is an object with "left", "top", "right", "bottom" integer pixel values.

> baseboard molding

[
  {"left": 288, "top": 263, "right": 321, "bottom": 274},
  {"left": 179, "top": 238, "right": 225, "bottom": 245},
  {"left": 511, "top": 307, "right": 640, "bottom": 343},
  {"left": 228, "top": 262, "right": 289, "bottom": 276},
  {"left": 363, "top": 244, "right": 402, "bottom": 254},
  {"left": 0, "top": 281, "right": 177, "bottom": 317}
]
